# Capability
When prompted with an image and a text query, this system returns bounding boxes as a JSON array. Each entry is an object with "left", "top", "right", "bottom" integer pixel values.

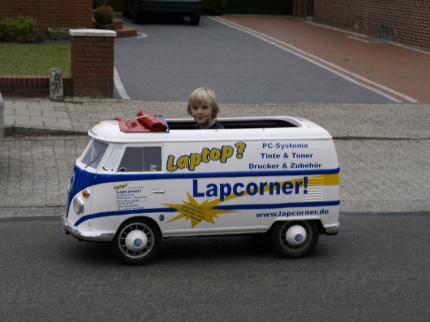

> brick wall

[
  {"left": 71, "top": 30, "right": 116, "bottom": 97},
  {"left": 0, "top": 76, "right": 72, "bottom": 97},
  {"left": 313, "top": 0, "right": 430, "bottom": 51},
  {"left": 0, "top": 0, "right": 93, "bottom": 32}
]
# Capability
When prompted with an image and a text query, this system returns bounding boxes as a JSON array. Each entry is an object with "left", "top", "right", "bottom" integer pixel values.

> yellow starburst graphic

[{"left": 164, "top": 193, "right": 235, "bottom": 228}]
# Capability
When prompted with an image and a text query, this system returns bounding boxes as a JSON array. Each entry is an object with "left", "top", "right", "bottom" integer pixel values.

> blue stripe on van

[
  {"left": 215, "top": 200, "right": 341, "bottom": 210},
  {"left": 66, "top": 165, "right": 340, "bottom": 218},
  {"left": 68, "top": 166, "right": 340, "bottom": 218},
  {"left": 73, "top": 200, "right": 340, "bottom": 227},
  {"left": 74, "top": 207, "right": 177, "bottom": 227},
  {"left": 70, "top": 166, "right": 340, "bottom": 197},
  {"left": 94, "top": 167, "right": 340, "bottom": 182}
]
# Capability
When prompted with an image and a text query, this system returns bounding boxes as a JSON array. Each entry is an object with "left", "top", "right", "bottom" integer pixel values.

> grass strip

[{"left": 0, "top": 42, "right": 71, "bottom": 75}]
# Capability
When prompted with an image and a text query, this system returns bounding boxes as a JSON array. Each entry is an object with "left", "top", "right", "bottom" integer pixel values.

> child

[{"left": 187, "top": 87, "right": 224, "bottom": 129}]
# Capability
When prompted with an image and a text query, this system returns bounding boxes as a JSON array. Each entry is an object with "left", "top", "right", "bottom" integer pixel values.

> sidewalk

[{"left": 1, "top": 98, "right": 430, "bottom": 217}]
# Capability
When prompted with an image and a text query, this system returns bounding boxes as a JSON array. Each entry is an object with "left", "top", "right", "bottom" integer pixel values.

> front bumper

[
  {"left": 62, "top": 217, "right": 115, "bottom": 242},
  {"left": 324, "top": 222, "right": 340, "bottom": 235},
  {"left": 137, "top": 1, "right": 202, "bottom": 14}
]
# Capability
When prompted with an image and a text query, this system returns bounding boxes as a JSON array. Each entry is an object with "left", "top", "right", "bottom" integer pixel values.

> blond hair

[{"left": 187, "top": 87, "right": 219, "bottom": 119}]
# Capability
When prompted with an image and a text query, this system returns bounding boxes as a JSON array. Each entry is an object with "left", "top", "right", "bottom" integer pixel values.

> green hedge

[{"left": 0, "top": 16, "right": 42, "bottom": 43}]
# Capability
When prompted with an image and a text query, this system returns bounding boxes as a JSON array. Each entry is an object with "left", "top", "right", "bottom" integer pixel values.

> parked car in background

[
  {"left": 0, "top": 92, "right": 4, "bottom": 139},
  {"left": 124, "top": 0, "right": 202, "bottom": 25}
]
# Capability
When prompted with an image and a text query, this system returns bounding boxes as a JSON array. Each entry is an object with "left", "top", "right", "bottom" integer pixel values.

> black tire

[
  {"left": 270, "top": 221, "right": 319, "bottom": 258},
  {"left": 112, "top": 219, "right": 161, "bottom": 265},
  {"left": 123, "top": 0, "right": 131, "bottom": 18},
  {"left": 190, "top": 14, "right": 200, "bottom": 25},
  {"left": 132, "top": 5, "right": 141, "bottom": 23}
]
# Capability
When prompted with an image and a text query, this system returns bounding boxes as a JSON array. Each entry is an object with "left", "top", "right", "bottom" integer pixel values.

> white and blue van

[{"left": 62, "top": 112, "right": 340, "bottom": 264}]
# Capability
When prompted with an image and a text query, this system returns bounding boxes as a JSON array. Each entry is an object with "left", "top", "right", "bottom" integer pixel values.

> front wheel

[
  {"left": 270, "top": 221, "right": 319, "bottom": 258},
  {"left": 113, "top": 219, "right": 161, "bottom": 264},
  {"left": 132, "top": 5, "right": 142, "bottom": 23}
]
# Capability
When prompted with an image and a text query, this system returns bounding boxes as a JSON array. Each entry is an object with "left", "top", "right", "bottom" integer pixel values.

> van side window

[
  {"left": 104, "top": 146, "right": 123, "bottom": 171},
  {"left": 81, "top": 139, "right": 108, "bottom": 170},
  {"left": 118, "top": 147, "right": 162, "bottom": 172}
]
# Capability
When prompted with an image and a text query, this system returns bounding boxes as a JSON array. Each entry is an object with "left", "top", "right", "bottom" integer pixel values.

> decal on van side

[
  {"left": 114, "top": 184, "right": 148, "bottom": 211},
  {"left": 166, "top": 142, "right": 246, "bottom": 172},
  {"left": 165, "top": 173, "right": 339, "bottom": 228},
  {"left": 165, "top": 193, "right": 235, "bottom": 228}
]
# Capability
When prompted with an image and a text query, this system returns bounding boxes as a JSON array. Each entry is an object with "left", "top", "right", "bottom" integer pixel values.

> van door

[{"left": 86, "top": 145, "right": 167, "bottom": 233}]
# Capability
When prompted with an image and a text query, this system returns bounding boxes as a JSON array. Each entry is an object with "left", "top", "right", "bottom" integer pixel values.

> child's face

[{"left": 190, "top": 104, "right": 213, "bottom": 127}]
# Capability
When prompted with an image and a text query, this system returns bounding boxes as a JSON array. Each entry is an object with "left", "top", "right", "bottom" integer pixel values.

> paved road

[
  {"left": 114, "top": 17, "right": 391, "bottom": 104},
  {"left": 0, "top": 213, "right": 428, "bottom": 321}
]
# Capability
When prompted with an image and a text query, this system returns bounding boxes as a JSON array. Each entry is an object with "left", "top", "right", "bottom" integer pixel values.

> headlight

[{"left": 73, "top": 197, "right": 84, "bottom": 214}]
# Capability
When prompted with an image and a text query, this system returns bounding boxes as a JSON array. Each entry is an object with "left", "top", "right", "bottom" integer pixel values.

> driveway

[
  {"left": 220, "top": 15, "right": 430, "bottom": 103},
  {"left": 114, "top": 16, "right": 392, "bottom": 104}
]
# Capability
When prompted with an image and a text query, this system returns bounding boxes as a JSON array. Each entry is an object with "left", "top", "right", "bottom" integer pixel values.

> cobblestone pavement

[
  {"left": 336, "top": 139, "right": 430, "bottom": 212},
  {"left": 0, "top": 135, "right": 429, "bottom": 217},
  {"left": 5, "top": 99, "right": 430, "bottom": 139},
  {"left": 0, "top": 136, "right": 87, "bottom": 217}
]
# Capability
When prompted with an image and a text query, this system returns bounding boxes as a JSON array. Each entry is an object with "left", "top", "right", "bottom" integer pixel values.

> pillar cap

[{"left": 69, "top": 29, "right": 117, "bottom": 37}]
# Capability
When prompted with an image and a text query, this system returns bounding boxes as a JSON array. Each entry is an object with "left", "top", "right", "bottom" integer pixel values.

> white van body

[{"left": 63, "top": 114, "right": 340, "bottom": 264}]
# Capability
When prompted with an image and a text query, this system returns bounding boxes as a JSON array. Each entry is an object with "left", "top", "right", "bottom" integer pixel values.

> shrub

[
  {"left": 94, "top": 5, "right": 114, "bottom": 25},
  {"left": 203, "top": 0, "right": 226, "bottom": 15},
  {"left": 0, "top": 16, "right": 43, "bottom": 43}
]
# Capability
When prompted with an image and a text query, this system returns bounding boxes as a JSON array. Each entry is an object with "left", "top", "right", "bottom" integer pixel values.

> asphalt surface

[
  {"left": 115, "top": 17, "right": 390, "bottom": 103},
  {"left": 0, "top": 213, "right": 428, "bottom": 322}
]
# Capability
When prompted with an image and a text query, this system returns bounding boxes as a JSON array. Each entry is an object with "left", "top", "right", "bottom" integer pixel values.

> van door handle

[{"left": 151, "top": 189, "right": 165, "bottom": 194}]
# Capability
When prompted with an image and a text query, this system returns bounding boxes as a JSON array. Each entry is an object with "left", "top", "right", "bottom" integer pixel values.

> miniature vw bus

[{"left": 62, "top": 112, "right": 340, "bottom": 264}]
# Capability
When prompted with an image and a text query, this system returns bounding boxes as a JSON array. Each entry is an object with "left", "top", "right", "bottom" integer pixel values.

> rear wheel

[
  {"left": 270, "top": 221, "right": 319, "bottom": 258},
  {"left": 190, "top": 14, "right": 200, "bottom": 25},
  {"left": 113, "top": 219, "right": 161, "bottom": 264},
  {"left": 123, "top": 1, "right": 130, "bottom": 17}
]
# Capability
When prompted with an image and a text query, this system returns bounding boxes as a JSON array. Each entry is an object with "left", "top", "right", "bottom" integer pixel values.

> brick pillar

[{"left": 70, "top": 29, "right": 117, "bottom": 98}]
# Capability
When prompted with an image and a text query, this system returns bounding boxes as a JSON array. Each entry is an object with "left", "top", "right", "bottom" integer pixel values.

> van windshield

[
  {"left": 167, "top": 119, "right": 297, "bottom": 129},
  {"left": 81, "top": 139, "right": 108, "bottom": 169}
]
